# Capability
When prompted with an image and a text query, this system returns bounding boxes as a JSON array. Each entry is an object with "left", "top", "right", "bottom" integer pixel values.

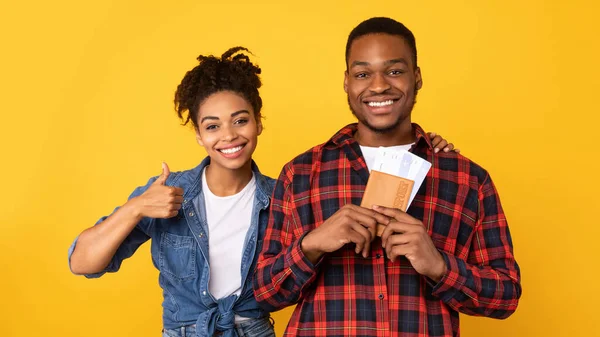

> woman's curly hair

[{"left": 174, "top": 46, "right": 263, "bottom": 128}]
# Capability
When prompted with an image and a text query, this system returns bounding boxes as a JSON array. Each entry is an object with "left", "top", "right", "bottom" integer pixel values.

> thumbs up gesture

[{"left": 134, "top": 163, "right": 184, "bottom": 219}]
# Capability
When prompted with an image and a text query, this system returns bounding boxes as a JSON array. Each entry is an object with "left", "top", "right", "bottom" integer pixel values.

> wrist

[
  {"left": 124, "top": 197, "right": 144, "bottom": 221},
  {"left": 428, "top": 252, "right": 448, "bottom": 283},
  {"left": 301, "top": 232, "right": 324, "bottom": 264}
]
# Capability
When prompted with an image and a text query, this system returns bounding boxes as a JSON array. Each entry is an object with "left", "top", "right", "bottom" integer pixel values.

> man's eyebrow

[
  {"left": 350, "top": 58, "right": 408, "bottom": 68},
  {"left": 384, "top": 58, "right": 408, "bottom": 66},
  {"left": 350, "top": 61, "right": 370, "bottom": 68}
]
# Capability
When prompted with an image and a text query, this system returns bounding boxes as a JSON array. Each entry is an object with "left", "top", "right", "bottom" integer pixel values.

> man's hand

[
  {"left": 375, "top": 205, "right": 447, "bottom": 283},
  {"left": 301, "top": 204, "right": 390, "bottom": 263}
]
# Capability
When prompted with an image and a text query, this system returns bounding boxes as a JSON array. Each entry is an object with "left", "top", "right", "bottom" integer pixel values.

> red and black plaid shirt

[{"left": 254, "top": 123, "right": 521, "bottom": 337}]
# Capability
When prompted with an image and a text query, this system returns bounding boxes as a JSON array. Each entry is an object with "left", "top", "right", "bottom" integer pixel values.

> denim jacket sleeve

[{"left": 68, "top": 176, "right": 160, "bottom": 278}]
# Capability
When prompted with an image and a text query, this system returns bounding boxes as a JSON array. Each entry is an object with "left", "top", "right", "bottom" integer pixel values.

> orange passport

[{"left": 360, "top": 170, "right": 415, "bottom": 236}]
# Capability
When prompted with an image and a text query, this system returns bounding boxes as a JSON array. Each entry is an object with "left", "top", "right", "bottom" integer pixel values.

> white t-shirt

[
  {"left": 201, "top": 168, "right": 256, "bottom": 302},
  {"left": 360, "top": 144, "right": 413, "bottom": 172}
]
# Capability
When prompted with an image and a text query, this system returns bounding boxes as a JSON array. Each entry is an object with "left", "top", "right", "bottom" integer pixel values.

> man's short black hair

[{"left": 345, "top": 17, "right": 418, "bottom": 69}]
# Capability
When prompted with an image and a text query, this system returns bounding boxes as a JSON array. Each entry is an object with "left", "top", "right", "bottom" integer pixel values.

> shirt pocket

[{"left": 159, "top": 232, "right": 197, "bottom": 282}]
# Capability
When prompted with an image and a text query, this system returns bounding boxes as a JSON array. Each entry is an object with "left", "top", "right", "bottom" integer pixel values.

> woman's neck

[{"left": 204, "top": 161, "right": 253, "bottom": 197}]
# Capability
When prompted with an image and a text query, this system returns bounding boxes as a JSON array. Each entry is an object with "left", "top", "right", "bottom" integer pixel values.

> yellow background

[{"left": 1, "top": 0, "right": 598, "bottom": 336}]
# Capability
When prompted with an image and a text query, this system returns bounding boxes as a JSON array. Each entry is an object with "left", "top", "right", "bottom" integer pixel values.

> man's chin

[
  {"left": 358, "top": 117, "right": 403, "bottom": 134},
  {"left": 364, "top": 123, "right": 400, "bottom": 134}
]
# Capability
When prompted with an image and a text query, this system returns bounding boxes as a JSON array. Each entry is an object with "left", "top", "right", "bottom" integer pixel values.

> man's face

[{"left": 344, "top": 33, "right": 422, "bottom": 134}]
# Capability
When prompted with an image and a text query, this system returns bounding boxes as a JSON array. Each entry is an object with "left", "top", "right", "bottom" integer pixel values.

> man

[{"left": 253, "top": 17, "right": 521, "bottom": 337}]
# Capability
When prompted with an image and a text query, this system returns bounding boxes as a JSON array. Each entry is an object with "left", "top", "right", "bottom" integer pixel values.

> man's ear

[{"left": 344, "top": 70, "right": 349, "bottom": 93}]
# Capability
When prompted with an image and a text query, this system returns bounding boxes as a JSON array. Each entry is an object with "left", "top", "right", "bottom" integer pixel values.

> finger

[
  {"left": 372, "top": 205, "right": 420, "bottom": 225},
  {"left": 384, "top": 232, "right": 416, "bottom": 248},
  {"left": 171, "top": 187, "right": 184, "bottom": 196},
  {"left": 349, "top": 210, "right": 379, "bottom": 233},
  {"left": 382, "top": 234, "right": 418, "bottom": 262},
  {"left": 350, "top": 208, "right": 390, "bottom": 241},
  {"left": 346, "top": 225, "right": 367, "bottom": 255},
  {"left": 454, "top": 148, "right": 460, "bottom": 154},
  {"left": 350, "top": 222, "right": 373, "bottom": 258},
  {"left": 166, "top": 209, "right": 179, "bottom": 218},
  {"left": 431, "top": 134, "right": 444, "bottom": 148},
  {"left": 431, "top": 136, "right": 448, "bottom": 153},
  {"left": 162, "top": 162, "right": 171, "bottom": 180},
  {"left": 341, "top": 205, "right": 377, "bottom": 229},
  {"left": 172, "top": 195, "right": 184, "bottom": 204},
  {"left": 443, "top": 143, "right": 454, "bottom": 152},
  {"left": 380, "top": 221, "right": 402, "bottom": 247},
  {"left": 347, "top": 205, "right": 391, "bottom": 228},
  {"left": 160, "top": 208, "right": 179, "bottom": 218},
  {"left": 380, "top": 221, "right": 419, "bottom": 247},
  {"left": 387, "top": 243, "right": 412, "bottom": 263},
  {"left": 428, "top": 132, "right": 437, "bottom": 138},
  {"left": 338, "top": 217, "right": 369, "bottom": 255},
  {"left": 168, "top": 198, "right": 183, "bottom": 208},
  {"left": 154, "top": 162, "right": 171, "bottom": 185},
  {"left": 165, "top": 205, "right": 182, "bottom": 214}
]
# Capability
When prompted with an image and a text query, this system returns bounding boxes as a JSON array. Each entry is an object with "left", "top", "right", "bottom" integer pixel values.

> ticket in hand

[
  {"left": 362, "top": 147, "right": 432, "bottom": 236},
  {"left": 370, "top": 147, "right": 431, "bottom": 207}
]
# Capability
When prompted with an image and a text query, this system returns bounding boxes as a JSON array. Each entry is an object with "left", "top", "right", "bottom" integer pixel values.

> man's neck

[{"left": 354, "top": 121, "right": 415, "bottom": 147}]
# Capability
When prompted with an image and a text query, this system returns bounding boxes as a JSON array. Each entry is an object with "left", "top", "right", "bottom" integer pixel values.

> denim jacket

[{"left": 68, "top": 157, "right": 275, "bottom": 337}]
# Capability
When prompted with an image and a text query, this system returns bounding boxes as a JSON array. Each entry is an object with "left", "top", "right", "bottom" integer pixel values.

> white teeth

[
  {"left": 220, "top": 146, "right": 243, "bottom": 154},
  {"left": 367, "top": 100, "right": 394, "bottom": 107}
]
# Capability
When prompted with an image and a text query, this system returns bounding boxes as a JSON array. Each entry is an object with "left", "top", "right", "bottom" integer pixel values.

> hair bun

[{"left": 221, "top": 47, "right": 261, "bottom": 75}]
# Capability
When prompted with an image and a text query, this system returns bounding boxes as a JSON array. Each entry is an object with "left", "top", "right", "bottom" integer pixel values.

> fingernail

[{"left": 434, "top": 148, "right": 439, "bottom": 153}]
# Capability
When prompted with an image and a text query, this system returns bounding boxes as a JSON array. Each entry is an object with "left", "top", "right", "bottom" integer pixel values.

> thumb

[{"left": 154, "top": 162, "right": 170, "bottom": 185}]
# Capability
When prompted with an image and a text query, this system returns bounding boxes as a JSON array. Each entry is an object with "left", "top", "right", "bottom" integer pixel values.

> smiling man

[{"left": 254, "top": 17, "right": 521, "bottom": 337}]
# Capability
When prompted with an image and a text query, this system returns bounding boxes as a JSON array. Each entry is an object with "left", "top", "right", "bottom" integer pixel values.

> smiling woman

[{"left": 67, "top": 47, "right": 277, "bottom": 337}]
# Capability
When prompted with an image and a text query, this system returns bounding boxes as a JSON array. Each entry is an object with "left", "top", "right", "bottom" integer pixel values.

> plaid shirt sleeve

[
  {"left": 253, "top": 163, "right": 322, "bottom": 312},
  {"left": 431, "top": 172, "right": 521, "bottom": 318}
]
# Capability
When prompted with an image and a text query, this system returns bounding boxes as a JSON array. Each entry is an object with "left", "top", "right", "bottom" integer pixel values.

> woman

[{"left": 68, "top": 47, "right": 457, "bottom": 337}]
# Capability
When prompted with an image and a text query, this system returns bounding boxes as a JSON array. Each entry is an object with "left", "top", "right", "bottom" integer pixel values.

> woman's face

[{"left": 195, "top": 91, "right": 262, "bottom": 171}]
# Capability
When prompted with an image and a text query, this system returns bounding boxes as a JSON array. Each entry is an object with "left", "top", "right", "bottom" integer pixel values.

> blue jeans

[{"left": 162, "top": 317, "right": 276, "bottom": 337}]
